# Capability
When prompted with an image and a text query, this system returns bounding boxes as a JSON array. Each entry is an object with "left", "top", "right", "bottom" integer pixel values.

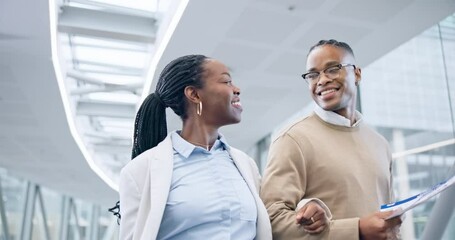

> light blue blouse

[{"left": 156, "top": 131, "right": 257, "bottom": 240}]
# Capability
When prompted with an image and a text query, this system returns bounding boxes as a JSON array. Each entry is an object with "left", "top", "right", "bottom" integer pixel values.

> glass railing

[{"left": 0, "top": 167, "right": 118, "bottom": 240}]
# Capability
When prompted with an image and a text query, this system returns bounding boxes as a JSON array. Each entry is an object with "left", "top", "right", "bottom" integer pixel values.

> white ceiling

[
  {"left": 0, "top": 0, "right": 118, "bottom": 205},
  {"left": 0, "top": 0, "right": 454, "bottom": 204},
  {"left": 150, "top": 0, "right": 455, "bottom": 154}
]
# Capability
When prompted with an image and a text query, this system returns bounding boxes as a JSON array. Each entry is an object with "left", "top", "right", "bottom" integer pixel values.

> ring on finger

[{"left": 311, "top": 217, "right": 315, "bottom": 223}]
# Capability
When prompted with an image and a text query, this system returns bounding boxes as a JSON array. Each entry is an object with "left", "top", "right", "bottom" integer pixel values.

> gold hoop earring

[{"left": 196, "top": 102, "right": 202, "bottom": 116}]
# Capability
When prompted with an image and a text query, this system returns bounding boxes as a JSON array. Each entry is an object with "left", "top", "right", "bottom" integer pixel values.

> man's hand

[
  {"left": 359, "top": 211, "right": 402, "bottom": 240},
  {"left": 295, "top": 201, "right": 329, "bottom": 234}
]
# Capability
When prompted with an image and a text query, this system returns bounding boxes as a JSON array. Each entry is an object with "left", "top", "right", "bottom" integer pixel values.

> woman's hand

[{"left": 295, "top": 201, "right": 329, "bottom": 234}]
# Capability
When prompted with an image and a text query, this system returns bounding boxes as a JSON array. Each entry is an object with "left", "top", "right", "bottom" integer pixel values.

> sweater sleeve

[{"left": 260, "top": 133, "right": 360, "bottom": 240}]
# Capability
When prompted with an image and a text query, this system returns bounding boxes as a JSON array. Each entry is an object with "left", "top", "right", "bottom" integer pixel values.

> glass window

[
  {"left": 0, "top": 168, "right": 27, "bottom": 240},
  {"left": 360, "top": 14, "right": 455, "bottom": 240}
]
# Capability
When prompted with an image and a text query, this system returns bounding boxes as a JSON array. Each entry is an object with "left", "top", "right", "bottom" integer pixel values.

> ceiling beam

[
  {"left": 85, "top": 131, "right": 131, "bottom": 141},
  {"left": 58, "top": 5, "right": 157, "bottom": 43},
  {"left": 67, "top": 70, "right": 143, "bottom": 87},
  {"left": 76, "top": 101, "right": 135, "bottom": 118},
  {"left": 70, "top": 85, "right": 140, "bottom": 95},
  {"left": 73, "top": 60, "right": 144, "bottom": 75}
]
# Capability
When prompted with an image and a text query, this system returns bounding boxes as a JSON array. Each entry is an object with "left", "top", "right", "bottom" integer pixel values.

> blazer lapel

[
  {"left": 229, "top": 149, "right": 257, "bottom": 191},
  {"left": 229, "top": 148, "right": 272, "bottom": 240},
  {"left": 139, "top": 136, "right": 174, "bottom": 240}
]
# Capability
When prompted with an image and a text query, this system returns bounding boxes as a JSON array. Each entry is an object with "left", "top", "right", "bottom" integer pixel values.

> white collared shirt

[{"left": 314, "top": 105, "right": 363, "bottom": 127}]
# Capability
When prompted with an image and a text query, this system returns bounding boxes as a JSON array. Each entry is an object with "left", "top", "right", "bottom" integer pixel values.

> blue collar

[{"left": 170, "top": 131, "right": 231, "bottom": 158}]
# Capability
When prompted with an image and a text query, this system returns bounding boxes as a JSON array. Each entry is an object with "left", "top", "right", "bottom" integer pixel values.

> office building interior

[{"left": 1, "top": 0, "right": 454, "bottom": 239}]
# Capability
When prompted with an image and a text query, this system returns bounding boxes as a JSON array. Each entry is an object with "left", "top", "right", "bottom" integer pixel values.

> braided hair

[
  {"left": 308, "top": 39, "right": 355, "bottom": 57},
  {"left": 131, "top": 54, "right": 208, "bottom": 159},
  {"left": 110, "top": 55, "right": 209, "bottom": 222}
]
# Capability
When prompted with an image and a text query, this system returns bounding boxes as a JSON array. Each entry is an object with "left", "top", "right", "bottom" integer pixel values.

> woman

[{"left": 119, "top": 55, "right": 272, "bottom": 240}]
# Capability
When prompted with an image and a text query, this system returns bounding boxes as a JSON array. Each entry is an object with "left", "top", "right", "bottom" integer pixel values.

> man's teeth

[
  {"left": 232, "top": 102, "right": 242, "bottom": 107},
  {"left": 321, "top": 89, "right": 336, "bottom": 96}
]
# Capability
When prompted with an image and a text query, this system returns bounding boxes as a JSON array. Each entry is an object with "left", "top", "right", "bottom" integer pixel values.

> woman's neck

[{"left": 180, "top": 121, "right": 218, "bottom": 149}]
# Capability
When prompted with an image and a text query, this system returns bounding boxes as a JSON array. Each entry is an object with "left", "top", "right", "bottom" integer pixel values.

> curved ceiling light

[{"left": 48, "top": 0, "right": 189, "bottom": 191}]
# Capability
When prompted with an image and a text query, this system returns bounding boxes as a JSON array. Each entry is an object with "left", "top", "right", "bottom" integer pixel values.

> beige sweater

[{"left": 260, "top": 113, "right": 393, "bottom": 240}]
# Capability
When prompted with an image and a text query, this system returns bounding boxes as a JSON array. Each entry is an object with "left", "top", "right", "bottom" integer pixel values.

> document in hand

[{"left": 380, "top": 174, "right": 455, "bottom": 220}]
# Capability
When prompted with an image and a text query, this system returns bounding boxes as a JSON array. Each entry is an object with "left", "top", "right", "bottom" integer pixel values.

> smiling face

[
  {"left": 197, "top": 59, "right": 242, "bottom": 127},
  {"left": 306, "top": 45, "right": 361, "bottom": 118}
]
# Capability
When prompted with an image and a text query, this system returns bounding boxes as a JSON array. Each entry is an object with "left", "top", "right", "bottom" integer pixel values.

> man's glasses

[{"left": 301, "top": 63, "right": 356, "bottom": 84}]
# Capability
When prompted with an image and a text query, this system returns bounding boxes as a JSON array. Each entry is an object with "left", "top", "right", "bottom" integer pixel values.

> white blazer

[{"left": 119, "top": 134, "right": 272, "bottom": 240}]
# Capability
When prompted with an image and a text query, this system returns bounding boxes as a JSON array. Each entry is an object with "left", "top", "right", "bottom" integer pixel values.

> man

[{"left": 260, "top": 39, "right": 402, "bottom": 239}]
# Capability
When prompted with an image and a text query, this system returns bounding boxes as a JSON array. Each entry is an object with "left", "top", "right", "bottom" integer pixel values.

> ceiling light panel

[
  {"left": 76, "top": 63, "right": 142, "bottom": 76},
  {"left": 73, "top": 45, "right": 149, "bottom": 68},
  {"left": 71, "top": 35, "right": 149, "bottom": 52},
  {"left": 85, "top": 92, "right": 140, "bottom": 104},
  {"left": 78, "top": 72, "right": 143, "bottom": 85},
  {"left": 87, "top": 0, "right": 162, "bottom": 12}
]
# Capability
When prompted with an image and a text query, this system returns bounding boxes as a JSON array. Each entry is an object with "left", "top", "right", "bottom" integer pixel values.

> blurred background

[{"left": 1, "top": 0, "right": 454, "bottom": 239}]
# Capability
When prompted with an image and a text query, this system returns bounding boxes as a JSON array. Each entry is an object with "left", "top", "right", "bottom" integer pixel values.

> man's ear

[
  {"left": 355, "top": 67, "right": 362, "bottom": 86},
  {"left": 184, "top": 86, "right": 200, "bottom": 104}
]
